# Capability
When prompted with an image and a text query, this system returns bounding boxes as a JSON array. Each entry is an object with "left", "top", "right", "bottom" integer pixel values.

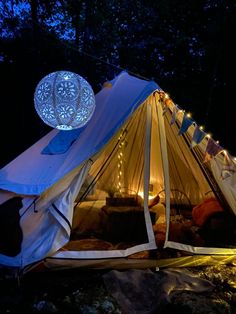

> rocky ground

[{"left": 0, "top": 264, "right": 236, "bottom": 313}]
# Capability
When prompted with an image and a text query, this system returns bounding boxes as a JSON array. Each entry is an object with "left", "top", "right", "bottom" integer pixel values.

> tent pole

[
  {"left": 154, "top": 93, "right": 171, "bottom": 247},
  {"left": 143, "top": 100, "right": 156, "bottom": 245}
]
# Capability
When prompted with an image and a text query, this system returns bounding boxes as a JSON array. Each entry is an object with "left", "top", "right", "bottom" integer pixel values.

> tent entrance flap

[{"left": 58, "top": 100, "right": 156, "bottom": 259}]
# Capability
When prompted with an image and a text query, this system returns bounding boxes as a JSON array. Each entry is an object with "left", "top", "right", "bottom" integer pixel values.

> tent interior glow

[{"left": 34, "top": 71, "right": 96, "bottom": 130}]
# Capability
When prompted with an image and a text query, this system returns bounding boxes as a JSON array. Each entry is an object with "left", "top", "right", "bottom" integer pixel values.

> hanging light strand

[{"left": 117, "top": 130, "right": 127, "bottom": 194}]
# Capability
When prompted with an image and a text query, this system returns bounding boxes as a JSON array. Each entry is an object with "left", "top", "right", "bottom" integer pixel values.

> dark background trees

[{"left": 0, "top": 0, "right": 235, "bottom": 167}]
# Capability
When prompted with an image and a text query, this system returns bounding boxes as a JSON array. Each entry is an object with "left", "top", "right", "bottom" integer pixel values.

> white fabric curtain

[
  {"left": 211, "top": 156, "right": 236, "bottom": 214},
  {"left": 0, "top": 160, "right": 92, "bottom": 267}
]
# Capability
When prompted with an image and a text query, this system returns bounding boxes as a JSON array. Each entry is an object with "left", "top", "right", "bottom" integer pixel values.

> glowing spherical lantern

[{"left": 34, "top": 71, "right": 96, "bottom": 130}]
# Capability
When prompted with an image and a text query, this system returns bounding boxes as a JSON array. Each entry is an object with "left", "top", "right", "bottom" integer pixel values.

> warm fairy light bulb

[
  {"left": 186, "top": 112, "right": 192, "bottom": 118},
  {"left": 164, "top": 93, "right": 169, "bottom": 99},
  {"left": 138, "top": 191, "right": 155, "bottom": 200},
  {"left": 199, "top": 126, "right": 204, "bottom": 130}
]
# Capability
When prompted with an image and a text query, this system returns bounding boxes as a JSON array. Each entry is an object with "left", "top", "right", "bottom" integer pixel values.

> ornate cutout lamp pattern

[{"left": 34, "top": 71, "right": 96, "bottom": 130}]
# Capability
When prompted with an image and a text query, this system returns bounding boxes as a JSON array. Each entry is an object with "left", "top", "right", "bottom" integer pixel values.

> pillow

[{"left": 192, "top": 197, "right": 224, "bottom": 227}]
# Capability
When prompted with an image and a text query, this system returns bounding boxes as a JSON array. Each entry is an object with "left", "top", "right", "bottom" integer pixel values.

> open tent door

[{"left": 51, "top": 98, "right": 157, "bottom": 261}]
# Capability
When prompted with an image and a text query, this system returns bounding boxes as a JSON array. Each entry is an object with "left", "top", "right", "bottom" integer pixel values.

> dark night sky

[{"left": 0, "top": 0, "right": 236, "bottom": 167}]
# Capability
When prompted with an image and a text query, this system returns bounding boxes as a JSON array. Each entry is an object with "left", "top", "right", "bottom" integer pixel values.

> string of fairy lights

[
  {"left": 157, "top": 91, "right": 236, "bottom": 179},
  {"left": 117, "top": 130, "right": 127, "bottom": 194}
]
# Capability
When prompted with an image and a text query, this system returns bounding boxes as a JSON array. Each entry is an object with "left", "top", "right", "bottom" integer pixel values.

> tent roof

[{"left": 0, "top": 72, "right": 160, "bottom": 195}]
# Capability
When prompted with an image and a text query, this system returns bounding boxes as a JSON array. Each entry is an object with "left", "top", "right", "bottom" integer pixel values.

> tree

[{"left": 0, "top": 0, "right": 235, "bottom": 167}]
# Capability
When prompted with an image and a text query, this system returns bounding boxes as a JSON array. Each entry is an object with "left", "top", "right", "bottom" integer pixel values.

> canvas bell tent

[{"left": 0, "top": 71, "right": 236, "bottom": 271}]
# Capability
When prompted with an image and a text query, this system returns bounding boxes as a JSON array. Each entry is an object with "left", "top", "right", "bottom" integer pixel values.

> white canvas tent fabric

[
  {"left": 0, "top": 71, "right": 236, "bottom": 270},
  {"left": 0, "top": 71, "right": 158, "bottom": 195}
]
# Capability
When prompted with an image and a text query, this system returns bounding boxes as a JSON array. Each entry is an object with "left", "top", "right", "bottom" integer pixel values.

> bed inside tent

[{"left": 0, "top": 71, "right": 236, "bottom": 270}]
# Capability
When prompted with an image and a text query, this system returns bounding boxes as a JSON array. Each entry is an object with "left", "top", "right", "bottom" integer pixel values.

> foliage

[{"left": 0, "top": 0, "right": 236, "bottom": 167}]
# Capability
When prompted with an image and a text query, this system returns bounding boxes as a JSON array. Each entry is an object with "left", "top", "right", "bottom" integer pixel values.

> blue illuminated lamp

[{"left": 34, "top": 71, "right": 96, "bottom": 130}]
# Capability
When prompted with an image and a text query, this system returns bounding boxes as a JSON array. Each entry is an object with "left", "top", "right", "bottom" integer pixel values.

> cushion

[{"left": 192, "top": 197, "right": 224, "bottom": 227}]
